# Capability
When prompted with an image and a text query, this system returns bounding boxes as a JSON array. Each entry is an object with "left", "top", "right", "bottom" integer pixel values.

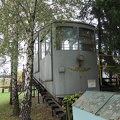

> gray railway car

[{"left": 33, "top": 21, "right": 99, "bottom": 98}]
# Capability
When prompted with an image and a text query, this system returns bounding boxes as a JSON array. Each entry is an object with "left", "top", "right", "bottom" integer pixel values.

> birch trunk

[
  {"left": 9, "top": 58, "right": 13, "bottom": 105},
  {"left": 19, "top": 37, "right": 34, "bottom": 120},
  {"left": 12, "top": 40, "right": 19, "bottom": 116},
  {"left": 19, "top": 1, "right": 37, "bottom": 119}
]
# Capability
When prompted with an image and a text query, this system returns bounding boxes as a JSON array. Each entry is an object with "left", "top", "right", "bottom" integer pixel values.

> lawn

[
  {"left": 0, "top": 89, "right": 57, "bottom": 120},
  {"left": 0, "top": 89, "right": 23, "bottom": 120}
]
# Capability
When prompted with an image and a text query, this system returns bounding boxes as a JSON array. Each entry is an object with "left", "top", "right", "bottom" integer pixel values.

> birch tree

[
  {"left": 15, "top": 1, "right": 82, "bottom": 119},
  {"left": 0, "top": 0, "right": 23, "bottom": 115},
  {"left": 1, "top": 0, "right": 82, "bottom": 119}
]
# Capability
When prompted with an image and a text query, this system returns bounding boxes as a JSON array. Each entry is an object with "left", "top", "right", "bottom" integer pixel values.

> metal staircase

[{"left": 32, "top": 77, "right": 66, "bottom": 120}]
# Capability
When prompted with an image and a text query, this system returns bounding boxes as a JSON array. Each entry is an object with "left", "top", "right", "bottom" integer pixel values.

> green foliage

[
  {"left": 0, "top": 0, "right": 84, "bottom": 119},
  {"left": 78, "top": 0, "right": 120, "bottom": 76},
  {"left": 62, "top": 92, "right": 83, "bottom": 120},
  {"left": 79, "top": 0, "right": 120, "bottom": 52}
]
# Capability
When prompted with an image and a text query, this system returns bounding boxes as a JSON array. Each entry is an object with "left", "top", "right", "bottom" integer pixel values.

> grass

[
  {"left": 0, "top": 89, "right": 57, "bottom": 120},
  {"left": 0, "top": 89, "right": 23, "bottom": 120}
]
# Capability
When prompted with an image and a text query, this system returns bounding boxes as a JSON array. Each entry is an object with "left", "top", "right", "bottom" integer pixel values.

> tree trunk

[
  {"left": 19, "top": 1, "right": 37, "bottom": 118},
  {"left": 19, "top": 37, "right": 34, "bottom": 120},
  {"left": 12, "top": 39, "right": 20, "bottom": 116},
  {"left": 12, "top": 59, "right": 20, "bottom": 116},
  {"left": 97, "top": 7, "right": 103, "bottom": 85},
  {"left": 22, "top": 64, "right": 25, "bottom": 90},
  {"left": 9, "top": 57, "right": 13, "bottom": 105},
  {"left": 2, "top": 88, "right": 4, "bottom": 93}
]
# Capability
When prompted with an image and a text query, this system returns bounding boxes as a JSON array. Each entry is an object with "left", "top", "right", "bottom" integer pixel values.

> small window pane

[
  {"left": 56, "top": 26, "right": 78, "bottom": 50},
  {"left": 41, "top": 28, "right": 51, "bottom": 59},
  {"left": 33, "top": 35, "right": 39, "bottom": 73},
  {"left": 79, "top": 28, "right": 95, "bottom": 51},
  {"left": 45, "top": 34, "right": 51, "bottom": 54},
  {"left": 41, "top": 42, "right": 45, "bottom": 59},
  {"left": 34, "top": 37, "right": 38, "bottom": 54}
]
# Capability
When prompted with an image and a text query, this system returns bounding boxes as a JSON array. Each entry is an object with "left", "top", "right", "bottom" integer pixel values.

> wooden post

[
  {"left": 38, "top": 90, "right": 40, "bottom": 104},
  {"left": 2, "top": 87, "right": 4, "bottom": 93}
]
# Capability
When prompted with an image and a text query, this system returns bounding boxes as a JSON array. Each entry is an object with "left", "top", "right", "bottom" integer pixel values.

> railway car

[{"left": 33, "top": 21, "right": 99, "bottom": 98}]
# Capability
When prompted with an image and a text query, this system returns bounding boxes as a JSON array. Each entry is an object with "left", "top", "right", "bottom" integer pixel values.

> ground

[
  {"left": 0, "top": 89, "right": 59, "bottom": 120},
  {"left": 31, "top": 95, "right": 59, "bottom": 120}
]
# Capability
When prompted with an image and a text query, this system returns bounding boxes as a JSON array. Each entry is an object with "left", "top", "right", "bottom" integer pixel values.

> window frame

[{"left": 40, "top": 28, "right": 51, "bottom": 59}]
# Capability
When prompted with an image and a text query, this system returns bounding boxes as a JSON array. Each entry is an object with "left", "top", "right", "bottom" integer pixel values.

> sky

[
  {"left": 0, "top": 56, "right": 11, "bottom": 75},
  {"left": 0, "top": 41, "right": 27, "bottom": 76},
  {"left": 0, "top": 55, "right": 26, "bottom": 75}
]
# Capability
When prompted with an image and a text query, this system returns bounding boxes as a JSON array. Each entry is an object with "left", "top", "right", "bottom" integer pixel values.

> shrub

[{"left": 62, "top": 92, "right": 83, "bottom": 120}]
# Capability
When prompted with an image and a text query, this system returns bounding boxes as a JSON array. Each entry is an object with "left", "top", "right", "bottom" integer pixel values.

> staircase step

[
  {"left": 39, "top": 89, "right": 46, "bottom": 93},
  {"left": 40, "top": 92, "right": 47, "bottom": 96},
  {"left": 45, "top": 97, "right": 52, "bottom": 102},
  {"left": 58, "top": 113, "right": 66, "bottom": 120},
  {"left": 48, "top": 101, "right": 56, "bottom": 106},
  {"left": 43, "top": 95, "right": 52, "bottom": 102},
  {"left": 53, "top": 108, "right": 64, "bottom": 116},
  {"left": 50, "top": 104, "right": 59, "bottom": 109}
]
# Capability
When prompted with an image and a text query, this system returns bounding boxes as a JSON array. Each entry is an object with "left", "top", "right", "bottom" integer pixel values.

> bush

[{"left": 62, "top": 92, "right": 83, "bottom": 120}]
